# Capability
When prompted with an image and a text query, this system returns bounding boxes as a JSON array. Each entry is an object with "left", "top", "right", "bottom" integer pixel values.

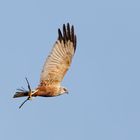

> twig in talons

[
  {"left": 19, "top": 97, "right": 30, "bottom": 109},
  {"left": 25, "top": 77, "right": 31, "bottom": 91},
  {"left": 18, "top": 77, "right": 33, "bottom": 109}
]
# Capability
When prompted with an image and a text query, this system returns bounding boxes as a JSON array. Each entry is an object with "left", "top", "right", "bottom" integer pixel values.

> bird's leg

[
  {"left": 29, "top": 89, "right": 39, "bottom": 99},
  {"left": 28, "top": 91, "right": 33, "bottom": 100},
  {"left": 19, "top": 90, "right": 39, "bottom": 109}
]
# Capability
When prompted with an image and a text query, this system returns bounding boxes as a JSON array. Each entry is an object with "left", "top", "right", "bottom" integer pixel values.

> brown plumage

[{"left": 13, "top": 23, "right": 77, "bottom": 108}]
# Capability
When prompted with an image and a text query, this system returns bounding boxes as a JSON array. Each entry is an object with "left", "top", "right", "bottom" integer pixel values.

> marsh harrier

[{"left": 13, "top": 23, "right": 77, "bottom": 108}]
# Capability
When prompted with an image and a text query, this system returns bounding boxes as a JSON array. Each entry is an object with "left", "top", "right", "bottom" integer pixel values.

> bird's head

[{"left": 59, "top": 87, "right": 69, "bottom": 95}]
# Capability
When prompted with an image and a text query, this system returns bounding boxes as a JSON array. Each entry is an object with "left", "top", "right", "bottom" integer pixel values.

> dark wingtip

[
  {"left": 58, "top": 23, "right": 77, "bottom": 52},
  {"left": 58, "top": 29, "right": 63, "bottom": 41}
]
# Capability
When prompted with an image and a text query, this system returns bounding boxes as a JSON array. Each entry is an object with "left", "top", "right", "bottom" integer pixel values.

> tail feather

[{"left": 13, "top": 91, "right": 29, "bottom": 98}]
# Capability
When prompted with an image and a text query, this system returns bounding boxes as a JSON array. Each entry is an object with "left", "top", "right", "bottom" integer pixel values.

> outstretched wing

[{"left": 40, "top": 23, "right": 77, "bottom": 86}]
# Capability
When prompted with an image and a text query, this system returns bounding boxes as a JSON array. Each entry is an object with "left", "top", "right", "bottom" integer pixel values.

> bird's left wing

[{"left": 40, "top": 23, "right": 77, "bottom": 86}]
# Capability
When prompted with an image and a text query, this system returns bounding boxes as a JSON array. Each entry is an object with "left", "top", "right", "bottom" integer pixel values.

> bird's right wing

[{"left": 40, "top": 23, "right": 77, "bottom": 86}]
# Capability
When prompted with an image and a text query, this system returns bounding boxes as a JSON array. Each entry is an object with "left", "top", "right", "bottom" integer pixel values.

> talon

[{"left": 29, "top": 96, "right": 32, "bottom": 100}]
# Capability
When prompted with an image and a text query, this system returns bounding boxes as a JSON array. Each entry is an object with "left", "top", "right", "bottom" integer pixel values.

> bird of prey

[{"left": 13, "top": 23, "right": 77, "bottom": 108}]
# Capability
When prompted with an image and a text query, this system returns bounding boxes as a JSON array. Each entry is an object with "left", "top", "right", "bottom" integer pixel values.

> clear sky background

[{"left": 0, "top": 0, "right": 140, "bottom": 140}]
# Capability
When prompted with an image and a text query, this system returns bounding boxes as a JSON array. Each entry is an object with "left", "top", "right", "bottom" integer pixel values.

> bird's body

[
  {"left": 13, "top": 23, "right": 77, "bottom": 108},
  {"left": 33, "top": 81, "right": 61, "bottom": 97}
]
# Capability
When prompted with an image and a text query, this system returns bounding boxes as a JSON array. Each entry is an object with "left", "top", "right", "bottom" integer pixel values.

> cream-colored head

[{"left": 59, "top": 87, "right": 69, "bottom": 95}]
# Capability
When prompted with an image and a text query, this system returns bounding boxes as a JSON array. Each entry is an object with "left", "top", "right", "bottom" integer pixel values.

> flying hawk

[{"left": 13, "top": 23, "right": 77, "bottom": 108}]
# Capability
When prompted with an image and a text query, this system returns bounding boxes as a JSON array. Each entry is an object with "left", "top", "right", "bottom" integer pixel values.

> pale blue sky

[{"left": 0, "top": 0, "right": 140, "bottom": 140}]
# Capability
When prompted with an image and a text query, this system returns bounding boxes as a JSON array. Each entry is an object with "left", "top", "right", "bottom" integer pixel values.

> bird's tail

[{"left": 13, "top": 90, "right": 29, "bottom": 98}]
